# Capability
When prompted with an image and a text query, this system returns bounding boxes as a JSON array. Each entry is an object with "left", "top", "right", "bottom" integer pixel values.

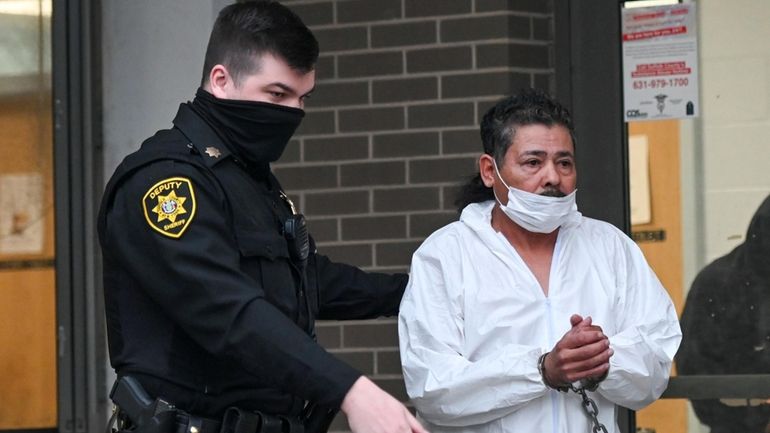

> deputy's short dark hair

[
  {"left": 201, "top": 1, "right": 319, "bottom": 86},
  {"left": 455, "top": 88, "right": 576, "bottom": 212}
]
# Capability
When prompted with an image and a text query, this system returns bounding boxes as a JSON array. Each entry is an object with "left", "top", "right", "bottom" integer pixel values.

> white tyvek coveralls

[{"left": 398, "top": 201, "right": 681, "bottom": 433}]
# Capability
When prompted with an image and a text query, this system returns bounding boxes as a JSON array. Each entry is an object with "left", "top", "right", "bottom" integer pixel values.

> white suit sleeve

[
  {"left": 598, "top": 236, "right": 682, "bottom": 410},
  {"left": 398, "top": 235, "right": 547, "bottom": 427}
]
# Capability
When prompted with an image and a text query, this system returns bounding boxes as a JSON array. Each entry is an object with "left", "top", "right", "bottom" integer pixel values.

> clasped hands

[{"left": 542, "top": 314, "right": 613, "bottom": 389}]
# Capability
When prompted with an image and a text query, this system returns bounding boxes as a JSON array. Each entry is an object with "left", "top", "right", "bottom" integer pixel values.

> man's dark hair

[
  {"left": 201, "top": 1, "right": 319, "bottom": 86},
  {"left": 455, "top": 88, "right": 577, "bottom": 212}
]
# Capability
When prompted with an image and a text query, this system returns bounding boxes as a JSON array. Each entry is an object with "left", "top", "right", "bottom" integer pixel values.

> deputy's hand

[
  {"left": 341, "top": 376, "right": 428, "bottom": 433},
  {"left": 544, "top": 315, "right": 613, "bottom": 386}
]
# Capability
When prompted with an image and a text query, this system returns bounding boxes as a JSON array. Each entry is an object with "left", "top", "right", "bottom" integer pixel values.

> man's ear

[
  {"left": 479, "top": 154, "right": 496, "bottom": 188},
  {"left": 207, "top": 64, "right": 233, "bottom": 98}
]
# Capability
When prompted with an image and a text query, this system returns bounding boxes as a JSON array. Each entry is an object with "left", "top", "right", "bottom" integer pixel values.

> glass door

[
  {"left": 623, "top": 1, "right": 770, "bottom": 432},
  {"left": 0, "top": 0, "right": 57, "bottom": 431}
]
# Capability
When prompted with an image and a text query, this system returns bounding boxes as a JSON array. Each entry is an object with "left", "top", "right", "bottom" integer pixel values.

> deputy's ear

[
  {"left": 479, "top": 154, "right": 496, "bottom": 188},
  {"left": 207, "top": 64, "right": 232, "bottom": 98}
]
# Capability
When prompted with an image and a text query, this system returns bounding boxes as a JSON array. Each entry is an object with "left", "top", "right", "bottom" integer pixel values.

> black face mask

[{"left": 191, "top": 88, "right": 304, "bottom": 165}]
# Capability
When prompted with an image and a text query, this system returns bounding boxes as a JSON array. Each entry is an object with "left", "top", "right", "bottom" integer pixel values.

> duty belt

[
  {"left": 110, "top": 405, "right": 303, "bottom": 433},
  {"left": 108, "top": 376, "right": 306, "bottom": 433}
]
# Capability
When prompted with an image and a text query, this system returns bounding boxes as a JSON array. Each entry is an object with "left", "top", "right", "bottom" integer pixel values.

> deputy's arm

[
  {"left": 312, "top": 253, "right": 407, "bottom": 320},
  {"left": 101, "top": 160, "right": 360, "bottom": 408}
]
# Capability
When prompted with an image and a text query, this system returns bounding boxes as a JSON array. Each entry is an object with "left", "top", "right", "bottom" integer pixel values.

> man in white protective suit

[{"left": 398, "top": 88, "right": 681, "bottom": 433}]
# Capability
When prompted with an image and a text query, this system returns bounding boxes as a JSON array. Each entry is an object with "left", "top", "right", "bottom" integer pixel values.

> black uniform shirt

[{"left": 98, "top": 103, "right": 407, "bottom": 418}]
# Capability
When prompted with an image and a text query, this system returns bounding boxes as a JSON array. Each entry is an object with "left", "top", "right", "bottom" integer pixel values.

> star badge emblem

[
  {"left": 205, "top": 146, "right": 222, "bottom": 158},
  {"left": 152, "top": 190, "right": 188, "bottom": 223}
]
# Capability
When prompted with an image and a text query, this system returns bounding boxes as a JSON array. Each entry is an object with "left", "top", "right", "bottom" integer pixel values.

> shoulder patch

[{"left": 142, "top": 177, "right": 196, "bottom": 238}]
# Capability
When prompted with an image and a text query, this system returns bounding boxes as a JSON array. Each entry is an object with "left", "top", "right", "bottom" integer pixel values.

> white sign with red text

[{"left": 622, "top": 3, "right": 699, "bottom": 122}]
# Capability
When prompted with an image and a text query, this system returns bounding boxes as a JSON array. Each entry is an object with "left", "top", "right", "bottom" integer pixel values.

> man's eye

[
  {"left": 270, "top": 91, "right": 285, "bottom": 98},
  {"left": 525, "top": 160, "right": 540, "bottom": 167}
]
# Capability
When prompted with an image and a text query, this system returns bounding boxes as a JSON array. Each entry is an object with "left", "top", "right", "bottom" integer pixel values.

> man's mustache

[{"left": 540, "top": 188, "right": 566, "bottom": 198}]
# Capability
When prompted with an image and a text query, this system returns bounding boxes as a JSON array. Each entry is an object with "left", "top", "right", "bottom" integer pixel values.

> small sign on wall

[
  {"left": 0, "top": 173, "right": 44, "bottom": 255},
  {"left": 622, "top": 3, "right": 700, "bottom": 122}
]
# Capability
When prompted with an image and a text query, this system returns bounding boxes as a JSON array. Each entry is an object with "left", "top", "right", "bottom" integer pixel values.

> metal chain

[{"left": 569, "top": 384, "right": 609, "bottom": 433}]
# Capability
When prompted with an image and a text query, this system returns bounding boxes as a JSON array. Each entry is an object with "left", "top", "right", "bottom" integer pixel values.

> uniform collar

[{"left": 172, "top": 103, "right": 232, "bottom": 168}]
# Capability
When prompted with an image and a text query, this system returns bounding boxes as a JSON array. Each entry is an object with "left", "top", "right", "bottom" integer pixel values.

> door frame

[
  {"left": 52, "top": 0, "right": 107, "bottom": 432},
  {"left": 553, "top": 0, "right": 632, "bottom": 431},
  {"left": 554, "top": 0, "right": 630, "bottom": 232}
]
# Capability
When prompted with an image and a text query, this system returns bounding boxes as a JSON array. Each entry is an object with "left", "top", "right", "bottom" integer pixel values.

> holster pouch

[
  {"left": 220, "top": 408, "right": 304, "bottom": 433},
  {"left": 108, "top": 376, "right": 178, "bottom": 433},
  {"left": 221, "top": 408, "right": 259, "bottom": 433}
]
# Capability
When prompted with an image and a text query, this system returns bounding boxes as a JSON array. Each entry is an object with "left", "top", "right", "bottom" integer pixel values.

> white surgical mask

[{"left": 492, "top": 161, "right": 580, "bottom": 233}]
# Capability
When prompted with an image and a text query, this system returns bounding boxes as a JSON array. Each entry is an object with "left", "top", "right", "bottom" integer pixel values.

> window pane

[
  {"left": 627, "top": 1, "right": 770, "bottom": 433},
  {"left": 0, "top": 0, "right": 56, "bottom": 429}
]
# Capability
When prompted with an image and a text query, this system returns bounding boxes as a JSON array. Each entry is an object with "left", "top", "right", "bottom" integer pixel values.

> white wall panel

[
  {"left": 702, "top": 123, "right": 770, "bottom": 190},
  {"left": 700, "top": 57, "right": 767, "bottom": 123},
  {"left": 102, "top": 0, "right": 219, "bottom": 176},
  {"left": 699, "top": 0, "right": 770, "bottom": 59}
]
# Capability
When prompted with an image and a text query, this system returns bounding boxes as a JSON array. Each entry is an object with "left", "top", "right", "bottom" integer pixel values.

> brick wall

[{"left": 274, "top": 0, "right": 554, "bottom": 429}]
